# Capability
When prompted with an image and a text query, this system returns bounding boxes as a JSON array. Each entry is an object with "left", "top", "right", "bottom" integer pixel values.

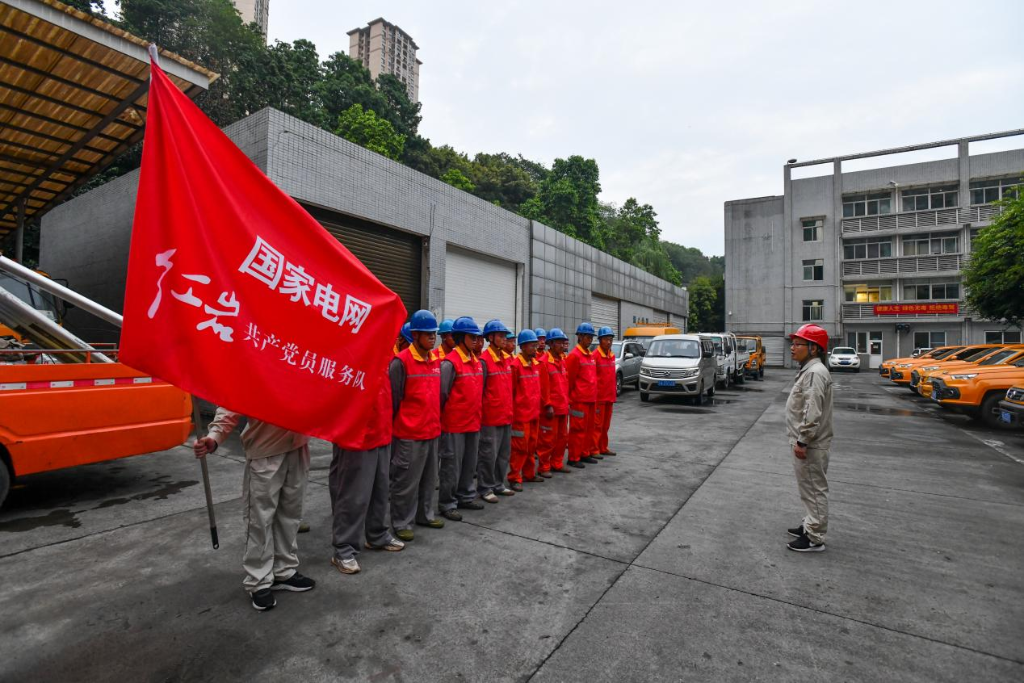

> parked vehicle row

[{"left": 635, "top": 332, "right": 767, "bottom": 404}]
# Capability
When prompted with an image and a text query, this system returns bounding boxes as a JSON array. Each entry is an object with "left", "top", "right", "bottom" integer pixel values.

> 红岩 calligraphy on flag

[{"left": 120, "top": 62, "right": 407, "bottom": 444}]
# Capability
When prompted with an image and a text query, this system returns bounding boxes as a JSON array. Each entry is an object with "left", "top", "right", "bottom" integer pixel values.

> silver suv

[
  {"left": 589, "top": 340, "right": 646, "bottom": 394},
  {"left": 638, "top": 335, "right": 718, "bottom": 405}
]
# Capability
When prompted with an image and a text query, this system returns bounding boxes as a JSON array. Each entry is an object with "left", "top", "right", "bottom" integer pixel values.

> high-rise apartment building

[
  {"left": 233, "top": 0, "right": 269, "bottom": 38},
  {"left": 347, "top": 18, "right": 421, "bottom": 103},
  {"left": 725, "top": 131, "right": 1023, "bottom": 368}
]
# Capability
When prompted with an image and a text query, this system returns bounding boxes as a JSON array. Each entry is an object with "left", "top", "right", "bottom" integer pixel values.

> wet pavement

[{"left": 0, "top": 371, "right": 1021, "bottom": 681}]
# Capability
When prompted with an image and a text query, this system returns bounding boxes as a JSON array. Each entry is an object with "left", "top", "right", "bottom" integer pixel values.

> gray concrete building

[
  {"left": 725, "top": 131, "right": 1023, "bottom": 368},
  {"left": 41, "top": 108, "right": 686, "bottom": 343}
]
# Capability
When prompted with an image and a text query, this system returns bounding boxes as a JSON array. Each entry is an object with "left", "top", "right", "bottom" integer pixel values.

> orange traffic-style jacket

[
  {"left": 595, "top": 347, "right": 617, "bottom": 403},
  {"left": 565, "top": 344, "right": 597, "bottom": 403},
  {"left": 512, "top": 354, "right": 541, "bottom": 423},
  {"left": 541, "top": 353, "right": 569, "bottom": 415},
  {"left": 441, "top": 347, "right": 483, "bottom": 434}
]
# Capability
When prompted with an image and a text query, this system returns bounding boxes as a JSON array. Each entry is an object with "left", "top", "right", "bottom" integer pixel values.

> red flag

[{"left": 120, "top": 63, "right": 407, "bottom": 444}]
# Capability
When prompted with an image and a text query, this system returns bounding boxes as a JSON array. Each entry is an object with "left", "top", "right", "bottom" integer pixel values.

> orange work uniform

[
  {"left": 564, "top": 343, "right": 597, "bottom": 463},
  {"left": 507, "top": 353, "right": 541, "bottom": 483},
  {"left": 539, "top": 351, "right": 569, "bottom": 471},
  {"left": 592, "top": 346, "right": 617, "bottom": 455}
]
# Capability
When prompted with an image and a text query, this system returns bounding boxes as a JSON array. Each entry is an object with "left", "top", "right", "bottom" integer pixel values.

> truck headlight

[
  {"left": 921, "top": 365, "right": 940, "bottom": 372},
  {"left": 949, "top": 373, "right": 978, "bottom": 380}
]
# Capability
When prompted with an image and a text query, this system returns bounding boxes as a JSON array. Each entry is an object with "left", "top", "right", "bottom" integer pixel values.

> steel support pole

[{"left": 14, "top": 199, "right": 25, "bottom": 263}]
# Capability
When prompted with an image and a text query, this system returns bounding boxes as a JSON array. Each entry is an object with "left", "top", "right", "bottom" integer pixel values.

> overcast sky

[{"left": 263, "top": 1, "right": 1024, "bottom": 255}]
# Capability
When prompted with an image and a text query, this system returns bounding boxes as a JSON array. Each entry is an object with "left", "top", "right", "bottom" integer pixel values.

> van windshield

[
  {"left": 736, "top": 339, "right": 750, "bottom": 352},
  {"left": 647, "top": 339, "right": 701, "bottom": 359}
]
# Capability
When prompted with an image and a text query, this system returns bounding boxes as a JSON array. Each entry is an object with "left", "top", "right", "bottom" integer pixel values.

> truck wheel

[
  {"left": 707, "top": 382, "right": 715, "bottom": 398},
  {"left": 735, "top": 371, "right": 745, "bottom": 385},
  {"left": 980, "top": 392, "right": 1008, "bottom": 429},
  {"left": 693, "top": 382, "right": 705, "bottom": 406},
  {"left": 616, "top": 372, "right": 623, "bottom": 396},
  {"left": 759, "top": 367, "right": 764, "bottom": 379},
  {"left": 0, "top": 460, "right": 10, "bottom": 510},
  {"left": 640, "top": 390, "right": 650, "bottom": 403}
]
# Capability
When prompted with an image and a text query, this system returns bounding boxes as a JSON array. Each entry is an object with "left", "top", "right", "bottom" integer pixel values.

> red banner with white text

[
  {"left": 120, "top": 63, "right": 407, "bottom": 444},
  {"left": 873, "top": 303, "right": 959, "bottom": 315}
]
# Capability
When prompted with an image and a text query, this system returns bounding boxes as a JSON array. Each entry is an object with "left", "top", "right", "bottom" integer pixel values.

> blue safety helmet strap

[
  {"left": 409, "top": 309, "right": 439, "bottom": 332},
  {"left": 518, "top": 329, "right": 539, "bottom": 345},
  {"left": 452, "top": 316, "right": 482, "bottom": 335}
]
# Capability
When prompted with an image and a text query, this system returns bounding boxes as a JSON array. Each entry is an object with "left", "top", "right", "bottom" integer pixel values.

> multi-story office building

[
  {"left": 233, "top": 0, "right": 269, "bottom": 37},
  {"left": 725, "top": 131, "right": 1023, "bottom": 368},
  {"left": 347, "top": 18, "right": 421, "bottom": 102}
]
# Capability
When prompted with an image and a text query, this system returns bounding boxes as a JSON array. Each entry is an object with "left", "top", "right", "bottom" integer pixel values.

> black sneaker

[
  {"left": 251, "top": 588, "right": 276, "bottom": 611},
  {"left": 581, "top": 456, "right": 598, "bottom": 464},
  {"left": 591, "top": 454, "right": 604, "bottom": 460},
  {"left": 510, "top": 481, "right": 524, "bottom": 492},
  {"left": 440, "top": 508, "right": 463, "bottom": 521},
  {"left": 272, "top": 573, "right": 316, "bottom": 592},
  {"left": 568, "top": 461, "right": 585, "bottom": 469},
  {"left": 787, "top": 525, "right": 806, "bottom": 539},
  {"left": 787, "top": 536, "right": 825, "bottom": 553},
  {"left": 457, "top": 500, "right": 485, "bottom": 510}
]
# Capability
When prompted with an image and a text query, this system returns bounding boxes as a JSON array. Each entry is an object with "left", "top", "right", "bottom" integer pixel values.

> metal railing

[
  {"left": 842, "top": 253, "right": 964, "bottom": 277},
  {"left": 0, "top": 345, "right": 120, "bottom": 364},
  {"left": 841, "top": 204, "right": 1002, "bottom": 235}
]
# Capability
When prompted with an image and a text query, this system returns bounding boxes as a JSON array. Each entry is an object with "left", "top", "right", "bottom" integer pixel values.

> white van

[
  {"left": 698, "top": 333, "right": 733, "bottom": 388},
  {"left": 638, "top": 334, "right": 718, "bottom": 405}
]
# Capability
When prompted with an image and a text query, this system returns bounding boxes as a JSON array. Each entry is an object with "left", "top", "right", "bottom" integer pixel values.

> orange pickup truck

[{"left": 930, "top": 358, "right": 1024, "bottom": 428}]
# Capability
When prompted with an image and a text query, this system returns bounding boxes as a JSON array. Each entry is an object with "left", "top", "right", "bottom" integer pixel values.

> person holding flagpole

[
  {"left": 194, "top": 414, "right": 315, "bottom": 611},
  {"left": 389, "top": 310, "right": 444, "bottom": 542}
]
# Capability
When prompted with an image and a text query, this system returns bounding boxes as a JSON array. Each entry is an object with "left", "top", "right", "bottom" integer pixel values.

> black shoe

[
  {"left": 787, "top": 536, "right": 825, "bottom": 553},
  {"left": 272, "top": 573, "right": 316, "bottom": 592},
  {"left": 568, "top": 461, "right": 585, "bottom": 469},
  {"left": 591, "top": 454, "right": 604, "bottom": 460},
  {"left": 457, "top": 500, "right": 485, "bottom": 510},
  {"left": 581, "top": 456, "right": 598, "bottom": 464},
  {"left": 525, "top": 476, "right": 544, "bottom": 483},
  {"left": 251, "top": 588, "right": 276, "bottom": 611},
  {"left": 441, "top": 508, "right": 463, "bottom": 521},
  {"left": 510, "top": 481, "right": 524, "bottom": 492},
  {"left": 787, "top": 525, "right": 806, "bottom": 539},
  {"left": 602, "top": 450, "right": 618, "bottom": 456},
  {"left": 552, "top": 467, "right": 572, "bottom": 473}
]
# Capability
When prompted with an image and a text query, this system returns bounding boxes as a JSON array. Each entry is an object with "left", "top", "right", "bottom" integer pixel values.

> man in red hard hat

[{"left": 785, "top": 323, "right": 834, "bottom": 553}]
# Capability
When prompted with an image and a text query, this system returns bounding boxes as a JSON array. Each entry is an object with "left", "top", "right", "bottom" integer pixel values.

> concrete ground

[{"left": 1, "top": 370, "right": 1022, "bottom": 682}]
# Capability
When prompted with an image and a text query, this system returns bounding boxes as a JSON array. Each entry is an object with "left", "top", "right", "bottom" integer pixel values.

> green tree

[
  {"left": 440, "top": 168, "right": 475, "bottom": 193},
  {"left": 335, "top": 104, "right": 405, "bottom": 160},
  {"left": 467, "top": 153, "right": 539, "bottom": 210},
  {"left": 688, "top": 276, "right": 716, "bottom": 331},
  {"left": 963, "top": 186, "right": 1024, "bottom": 326},
  {"left": 662, "top": 242, "right": 725, "bottom": 284},
  {"left": 376, "top": 74, "right": 422, "bottom": 139},
  {"left": 524, "top": 156, "right": 603, "bottom": 246}
]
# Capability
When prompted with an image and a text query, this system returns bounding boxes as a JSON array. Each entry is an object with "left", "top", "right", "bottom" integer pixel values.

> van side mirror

[{"left": 624, "top": 352, "right": 634, "bottom": 359}]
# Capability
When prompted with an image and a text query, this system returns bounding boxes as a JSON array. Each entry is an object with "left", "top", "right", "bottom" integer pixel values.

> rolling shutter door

[
  {"left": 444, "top": 247, "right": 517, "bottom": 330},
  {"left": 763, "top": 336, "right": 787, "bottom": 367},
  {"left": 306, "top": 206, "right": 422, "bottom": 315},
  {"left": 654, "top": 309, "right": 669, "bottom": 324},
  {"left": 590, "top": 294, "right": 619, "bottom": 337}
]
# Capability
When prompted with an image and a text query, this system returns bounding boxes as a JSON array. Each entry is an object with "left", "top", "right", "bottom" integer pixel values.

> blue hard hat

[
  {"left": 506, "top": 330, "right": 516, "bottom": 339},
  {"left": 534, "top": 327, "right": 547, "bottom": 338},
  {"left": 438, "top": 319, "right": 455, "bottom": 335},
  {"left": 576, "top": 322, "right": 596, "bottom": 336},
  {"left": 400, "top": 323, "right": 413, "bottom": 343},
  {"left": 547, "top": 327, "right": 568, "bottom": 341},
  {"left": 409, "top": 309, "right": 439, "bottom": 332},
  {"left": 483, "top": 319, "right": 510, "bottom": 336},
  {"left": 518, "top": 329, "right": 539, "bottom": 346},
  {"left": 452, "top": 316, "right": 482, "bottom": 335},
  {"left": 597, "top": 326, "right": 614, "bottom": 338}
]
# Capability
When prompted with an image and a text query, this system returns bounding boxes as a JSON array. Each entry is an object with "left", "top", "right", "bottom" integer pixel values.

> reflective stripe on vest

[
  {"left": 394, "top": 347, "right": 441, "bottom": 440},
  {"left": 568, "top": 346, "right": 597, "bottom": 403},
  {"left": 441, "top": 350, "right": 484, "bottom": 434},
  {"left": 481, "top": 348, "right": 514, "bottom": 426},
  {"left": 595, "top": 351, "right": 618, "bottom": 403},
  {"left": 512, "top": 359, "right": 541, "bottom": 424}
]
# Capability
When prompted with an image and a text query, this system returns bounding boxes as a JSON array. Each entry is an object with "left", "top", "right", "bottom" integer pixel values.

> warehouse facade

[
  {"left": 41, "top": 108, "right": 687, "bottom": 342},
  {"left": 725, "top": 131, "right": 1023, "bottom": 368}
]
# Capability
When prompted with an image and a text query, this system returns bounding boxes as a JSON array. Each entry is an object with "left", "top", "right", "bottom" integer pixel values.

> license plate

[
  {"left": 931, "top": 389, "right": 938, "bottom": 399},
  {"left": 840, "top": 361, "right": 850, "bottom": 365},
  {"left": 657, "top": 380, "right": 675, "bottom": 387},
  {"left": 1001, "top": 410, "right": 1014, "bottom": 424}
]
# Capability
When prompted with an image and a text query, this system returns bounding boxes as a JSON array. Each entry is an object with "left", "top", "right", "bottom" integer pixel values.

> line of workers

[{"left": 196, "top": 311, "right": 619, "bottom": 611}]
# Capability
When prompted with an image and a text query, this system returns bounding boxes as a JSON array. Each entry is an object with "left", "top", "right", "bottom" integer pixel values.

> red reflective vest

[
  {"left": 336, "top": 364, "right": 392, "bottom": 451},
  {"left": 481, "top": 346, "right": 513, "bottom": 426},
  {"left": 595, "top": 347, "right": 618, "bottom": 403},
  {"left": 512, "top": 354, "right": 541, "bottom": 423},
  {"left": 541, "top": 353, "right": 569, "bottom": 415},
  {"left": 565, "top": 344, "right": 597, "bottom": 403},
  {"left": 393, "top": 346, "right": 441, "bottom": 440},
  {"left": 441, "top": 348, "right": 484, "bottom": 433}
]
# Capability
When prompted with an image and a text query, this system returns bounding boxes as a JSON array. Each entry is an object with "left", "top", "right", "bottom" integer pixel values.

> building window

[
  {"left": 801, "top": 217, "right": 823, "bottom": 242},
  {"left": 901, "top": 185, "right": 958, "bottom": 211},
  {"left": 802, "top": 259, "right": 824, "bottom": 281},
  {"left": 844, "top": 283, "right": 893, "bottom": 303},
  {"left": 984, "top": 330, "right": 1022, "bottom": 344},
  {"left": 904, "top": 281, "right": 960, "bottom": 301},
  {"left": 802, "top": 300, "right": 824, "bottom": 321},
  {"left": 902, "top": 234, "right": 958, "bottom": 256},
  {"left": 843, "top": 237, "right": 892, "bottom": 260},
  {"left": 843, "top": 192, "right": 892, "bottom": 218},
  {"left": 914, "top": 331, "right": 946, "bottom": 349},
  {"left": 970, "top": 177, "right": 1021, "bottom": 205}
]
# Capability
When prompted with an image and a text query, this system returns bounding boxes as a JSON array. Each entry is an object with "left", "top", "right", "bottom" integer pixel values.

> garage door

[
  {"left": 444, "top": 247, "right": 518, "bottom": 330},
  {"left": 590, "top": 294, "right": 619, "bottom": 337},
  {"left": 307, "top": 206, "right": 422, "bottom": 315},
  {"left": 763, "top": 336, "right": 787, "bottom": 367}
]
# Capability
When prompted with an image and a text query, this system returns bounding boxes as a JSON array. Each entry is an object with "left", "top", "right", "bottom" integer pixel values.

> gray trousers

[
  {"left": 439, "top": 431, "right": 481, "bottom": 510},
  {"left": 329, "top": 444, "right": 392, "bottom": 561},
  {"left": 241, "top": 447, "right": 309, "bottom": 593},
  {"left": 390, "top": 437, "right": 438, "bottom": 531},
  {"left": 477, "top": 424, "right": 512, "bottom": 495},
  {"left": 794, "top": 447, "right": 830, "bottom": 544}
]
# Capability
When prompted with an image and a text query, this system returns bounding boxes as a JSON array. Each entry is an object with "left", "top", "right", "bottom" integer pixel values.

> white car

[
  {"left": 639, "top": 335, "right": 718, "bottom": 405},
  {"left": 828, "top": 346, "right": 861, "bottom": 372}
]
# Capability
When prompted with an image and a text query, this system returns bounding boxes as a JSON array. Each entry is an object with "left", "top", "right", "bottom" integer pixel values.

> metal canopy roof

[{"left": 0, "top": 0, "right": 218, "bottom": 235}]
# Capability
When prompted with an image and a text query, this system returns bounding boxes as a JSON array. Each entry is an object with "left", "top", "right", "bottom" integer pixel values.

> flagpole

[{"left": 148, "top": 43, "right": 219, "bottom": 550}]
